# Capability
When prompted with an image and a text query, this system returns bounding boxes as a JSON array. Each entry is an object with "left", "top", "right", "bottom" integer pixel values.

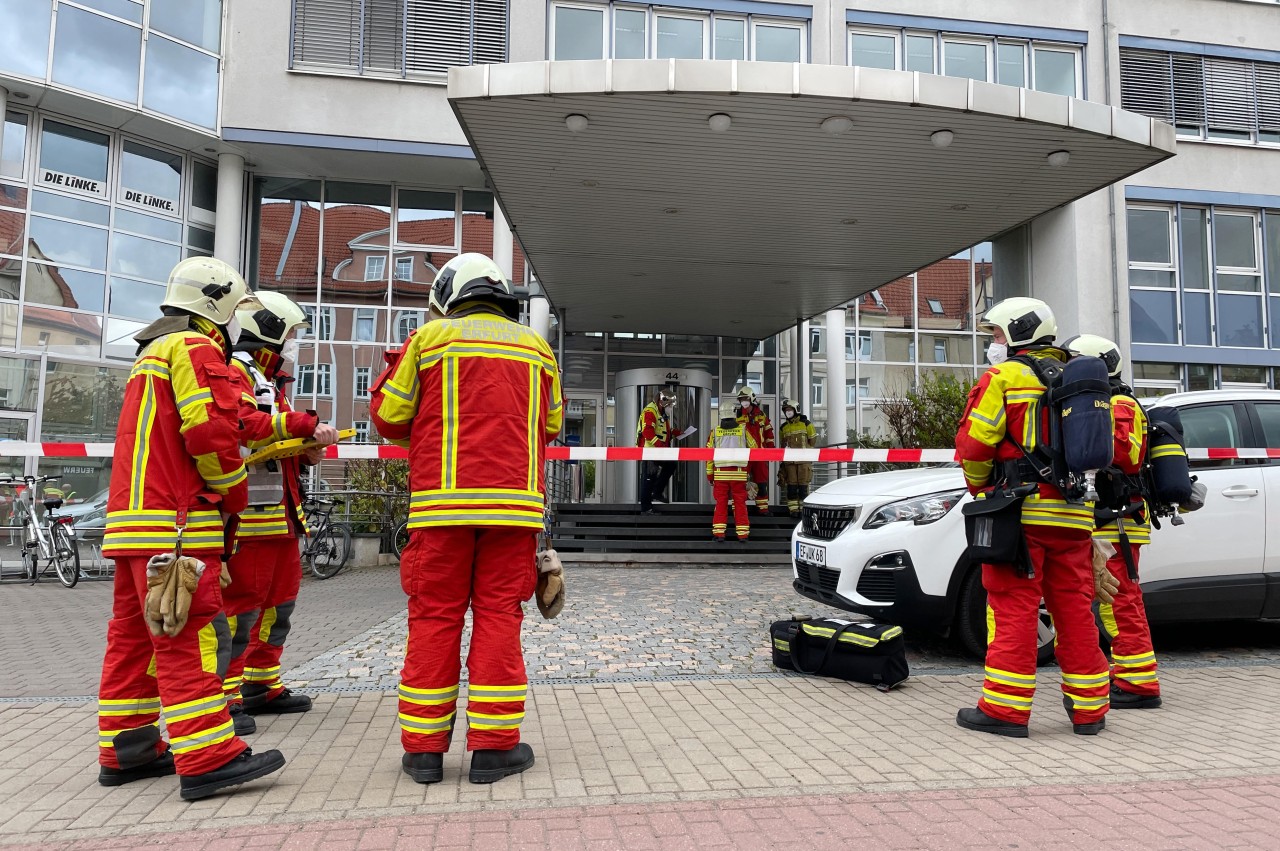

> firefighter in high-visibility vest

[
  {"left": 706, "top": 400, "right": 757, "bottom": 541},
  {"left": 734, "top": 386, "right": 774, "bottom": 512},
  {"left": 1064, "top": 333, "right": 1162, "bottom": 710},
  {"left": 636, "top": 389, "right": 677, "bottom": 513},
  {"left": 777, "top": 398, "right": 817, "bottom": 517},
  {"left": 371, "top": 253, "right": 563, "bottom": 786},
  {"left": 97, "top": 257, "right": 286, "bottom": 800},
  {"left": 220, "top": 292, "right": 341, "bottom": 736},
  {"left": 954, "top": 297, "right": 1111, "bottom": 737}
]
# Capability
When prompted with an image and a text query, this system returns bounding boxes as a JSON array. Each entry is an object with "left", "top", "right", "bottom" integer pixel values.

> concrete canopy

[{"left": 449, "top": 60, "right": 1176, "bottom": 339}]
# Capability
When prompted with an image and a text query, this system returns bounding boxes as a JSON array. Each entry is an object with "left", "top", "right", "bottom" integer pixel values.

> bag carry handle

[{"left": 790, "top": 621, "right": 863, "bottom": 677}]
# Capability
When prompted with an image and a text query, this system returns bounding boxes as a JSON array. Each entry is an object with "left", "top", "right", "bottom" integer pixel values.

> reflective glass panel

[
  {"left": 0, "top": 356, "right": 38, "bottom": 411},
  {"left": 0, "top": 207, "right": 24, "bottom": 257},
  {"left": 115, "top": 208, "right": 183, "bottom": 242},
  {"left": 110, "top": 232, "right": 181, "bottom": 281},
  {"left": 754, "top": 24, "right": 800, "bottom": 63},
  {"left": 0, "top": 0, "right": 52, "bottom": 78},
  {"left": 102, "top": 315, "right": 148, "bottom": 360},
  {"left": 918, "top": 333, "right": 969, "bottom": 364},
  {"left": 553, "top": 6, "right": 604, "bottom": 60},
  {"left": 38, "top": 121, "right": 110, "bottom": 185},
  {"left": 943, "top": 41, "right": 987, "bottom": 81},
  {"left": 0, "top": 265, "right": 17, "bottom": 301},
  {"left": 187, "top": 226, "right": 214, "bottom": 252},
  {"left": 324, "top": 181, "right": 390, "bottom": 304},
  {"left": 1130, "top": 290, "right": 1177, "bottom": 344},
  {"left": 997, "top": 42, "right": 1025, "bottom": 86},
  {"left": 851, "top": 33, "right": 895, "bottom": 69},
  {"left": 1, "top": 112, "right": 28, "bottom": 179},
  {"left": 1186, "top": 365, "right": 1215, "bottom": 392},
  {"left": 1127, "top": 208, "right": 1172, "bottom": 264},
  {"left": 192, "top": 160, "right": 217, "bottom": 214},
  {"left": 905, "top": 35, "right": 933, "bottom": 73},
  {"left": 78, "top": 0, "right": 142, "bottom": 23},
  {"left": 609, "top": 332, "right": 661, "bottom": 353},
  {"left": 251, "top": 177, "right": 320, "bottom": 297},
  {"left": 1217, "top": 294, "right": 1263, "bottom": 346},
  {"left": 1221, "top": 365, "right": 1268, "bottom": 384},
  {"left": 25, "top": 263, "right": 105, "bottom": 312},
  {"left": 39, "top": 363, "right": 127, "bottom": 444},
  {"left": 31, "top": 190, "right": 110, "bottom": 225},
  {"left": 150, "top": 0, "right": 221, "bottom": 51},
  {"left": 858, "top": 279, "right": 914, "bottom": 329},
  {"left": 1181, "top": 207, "right": 1209, "bottom": 289},
  {"left": 459, "top": 189, "right": 494, "bottom": 257},
  {"left": 21, "top": 306, "right": 102, "bottom": 356},
  {"left": 665, "top": 334, "right": 716, "bottom": 355},
  {"left": 1214, "top": 213, "right": 1257, "bottom": 269},
  {"left": 28, "top": 216, "right": 108, "bottom": 269},
  {"left": 1272, "top": 297, "right": 1280, "bottom": 348},
  {"left": 143, "top": 36, "right": 219, "bottom": 128},
  {"left": 1217, "top": 273, "right": 1260, "bottom": 293},
  {"left": 614, "top": 8, "right": 646, "bottom": 59},
  {"left": 352, "top": 308, "right": 385, "bottom": 342},
  {"left": 396, "top": 188, "right": 455, "bottom": 247},
  {"left": 52, "top": 6, "right": 142, "bottom": 103},
  {"left": 1133, "top": 362, "right": 1180, "bottom": 382},
  {"left": 656, "top": 15, "right": 704, "bottom": 59},
  {"left": 120, "top": 141, "right": 182, "bottom": 214},
  {"left": 0, "top": 185, "right": 27, "bottom": 211},
  {"left": 860, "top": 331, "right": 914, "bottom": 362},
  {"left": 1182, "top": 291, "right": 1211, "bottom": 345},
  {"left": 108, "top": 276, "right": 165, "bottom": 319},
  {"left": 1129, "top": 268, "right": 1175, "bottom": 288},
  {"left": 714, "top": 18, "right": 745, "bottom": 60},
  {"left": 1033, "top": 48, "right": 1076, "bottom": 96}
]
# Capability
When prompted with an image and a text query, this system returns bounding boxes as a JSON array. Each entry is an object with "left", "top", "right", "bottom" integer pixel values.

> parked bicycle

[
  {"left": 0, "top": 474, "right": 81, "bottom": 588},
  {"left": 302, "top": 496, "right": 352, "bottom": 579},
  {"left": 392, "top": 517, "right": 410, "bottom": 558}
]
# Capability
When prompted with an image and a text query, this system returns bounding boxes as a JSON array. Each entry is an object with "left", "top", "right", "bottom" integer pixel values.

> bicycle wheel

[
  {"left": 52, "top": 525, "right": 80, "bottom": 588},
  {"left": 393, "top": 521, "right": 410, "bottom": 557},
  {"left": 24, "top": 552, "right": 38, "bottom": 584},
  {"left": 308, "top": 524, "right": 351, "bottom": 579}
]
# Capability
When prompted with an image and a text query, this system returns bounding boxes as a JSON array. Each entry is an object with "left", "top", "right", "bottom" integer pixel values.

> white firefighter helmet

[
  {"left": 734, "top": 385, "right": 756, "bottom": 405},
  {"left": 430, "top": 253, "right": 518, "bottom": 319},
  {"left": 718, "top": 399, "right": 738, "bottom": 420},
  {"left": 1062, "top": 333, "right": 1123, "bottom": 377},
  {"left": 978, "top": 297, "right": 1057, "bottom": 348},
  {"left": 658, "top": 388, "right": 677, "bottom": 409},
  {"left": 781, "top": 398, "right": 800, "bottom": 416},
  {"left": 163, "top": 257, "right": 259, "bottom": 325},
  {"left": 237, "top": 290, "right": 309, "bottom": 347}
]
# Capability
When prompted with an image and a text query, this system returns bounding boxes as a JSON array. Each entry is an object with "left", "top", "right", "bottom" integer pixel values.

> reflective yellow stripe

[
  {"left": 1118, "top": 672, "right": 1159, "bottom": 684},
  {"left": 170, "top": 720, "right": 235, "bottom": 754},
  {"left": 442, "top": 355, "right": 458, "bottom": 490},
  {"left": 466, "top": 709, "right": 524, "bottom": 730},
  {"left": 468, "top": 684, "right": 528, "bottom": 700},
  {"left": 1063, "top": 693, "right": 1110, "bottom": 709},
  {"left": 98, "top": 697, "right": 162, "bottom": 715},
  {"left": 198, "top": 623, "right": 220, "bottom": 675},
  {"left": 257, "top": 607, "right": 278, "bottom": 644},
  {"left": 176, "top": 388, "right": 213, "bottom": 411},
  {"left": 398, "top": 711, "right": 456, "bottom": 733},
  {"left": 981, "top": 690, "right": 1033, "bottom": 710},
  {"left": 1113, "top": 651, "right": 1157, "bottom": 665},
  {"left": 984, "top": 670, "right": 1036, "bottom": 689},
  {"left": 163, "top": 694, "right": 227, "bottom": 724},
  {"left": 1061, "top": 671, "right": 1111, "bottom": 687},
  {"left": 985, "top": 666, "right": 1036, "bottom": 685}
]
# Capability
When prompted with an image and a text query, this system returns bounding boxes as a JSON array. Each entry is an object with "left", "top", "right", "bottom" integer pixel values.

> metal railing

[{"left": 317, "top": 489, "right": 408, "bottom": 553}]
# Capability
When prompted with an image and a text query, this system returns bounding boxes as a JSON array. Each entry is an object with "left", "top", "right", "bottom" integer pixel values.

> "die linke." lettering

[
  {"left": 42, "top": 170, "right": 101, "bottom": 194},
  {"left": 124, "top": 189, "right": 175, "bottom": 212}
]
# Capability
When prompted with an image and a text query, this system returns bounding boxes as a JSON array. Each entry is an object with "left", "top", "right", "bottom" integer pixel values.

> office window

[
  {"left": 851, "top": 31, "right": 897, "bottom": 70},
  {"left": 352, "top": 420, "right": 370, "bottom": 442},
  {"left": 52, "top": 4, "right": 143, "bottom": 104},
  {"left": 810, "top": 328, "right": 823, "bottom": 354},
  {"left": 355, "top": 366, "right": 371, "bottom": 398},
  {"left": 714, "top": 17, "right": 746, "bottom": 60},
  {"left": 552, "top": 3, "right": 807, "bottom": 62},
  {"left": 753, "top": 21, "right": 802, "bottom": 63},
  {"left": 365, "top": 255, "right": 387, "bottom": 281},
  {"left": 1033, "top": 47, "right": 1078, "bottom": 97},
  {"left": 1, "top": 112, "right": 29, "bottom": 179},
  {"left": 615, "top": 8, "right": 646, "bottom": 59},
  {"left": 811, "top": 379, "right": 824, "bottom": 408},
  {"left": 944, "top": 40, "right": 988, "bottom": 82},
  {"left": 1215, "top": 211, "right": 1263, "bottom": 347},
  {"left": 905, "top": 34, "right": 934, "bottom": 73}
]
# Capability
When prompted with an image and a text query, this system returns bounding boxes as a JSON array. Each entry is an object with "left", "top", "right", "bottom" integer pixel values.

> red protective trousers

[
  {"left": 1099, "top": 545, "right": 1159, "bottom": 697},
  {"left": 712, "top": 479, "right": 750, "bottom": 539},
  {"left": 222, "top": 537, "right": 301, "bottom": 705},
  {"left": 977, "top": 525, "right": 1111, "bottom": 727},
  {"left": 398, "top": 526, "right": 539, "bottom": 753},
  {"left": 98, "top": 556, "right": 246, "bottom": 776}
]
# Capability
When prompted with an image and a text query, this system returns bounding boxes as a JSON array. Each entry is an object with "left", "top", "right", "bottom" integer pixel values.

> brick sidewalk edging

[{"left": 11, "top": 774, "right": 1280, "bottom": 851}]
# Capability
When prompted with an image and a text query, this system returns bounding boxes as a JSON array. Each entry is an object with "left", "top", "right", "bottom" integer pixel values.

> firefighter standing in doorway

[
  {"left": 96, "top": 257, "right": 286, "bottom": 800},
  {"left": 221, "top": 292, "right": 341, "bottom": 736},
  {"left": 954, "top": 297, "right": 1112, "bottom": 737},
  {"left": 1063, "top": 333, "right": 1162, "bottom": 710},
  {"left": 706, "top": 400, "right": 756, "bottom": 542},
  {"left": 637, "top": 389, "right": 677, "bottom": 513},
  {"left": 777, "top": 398, "right": 817, "bottom": 517},
  {"left": 734, "top": 386, "right": 774, "bottom": 513},
  {"left": 371, "top": 253, "right": 563, "bottom": 785}
]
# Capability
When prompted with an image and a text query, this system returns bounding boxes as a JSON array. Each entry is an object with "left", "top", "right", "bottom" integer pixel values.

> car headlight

[{"left": 862, "top": 489, "right": 967, "bottom": 529}]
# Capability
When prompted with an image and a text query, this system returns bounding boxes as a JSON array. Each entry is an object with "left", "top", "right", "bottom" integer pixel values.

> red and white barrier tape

[{"left": 2, "top": 443, "right": 1278, "bottom": 462}]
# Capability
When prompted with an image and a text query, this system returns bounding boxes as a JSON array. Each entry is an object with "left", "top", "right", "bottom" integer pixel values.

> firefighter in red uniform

[
  {"left": 1064, "top": 334, "right": 1162, "bottom": 709},
  {"left": 706, "top": 400, "right": 756, "bottom": 541},
  {"left": 371, "top": 253, "right": 563, "bottom": 785},
  {"left": 955, "top": 297, "right": 1111, "bottom": 737},
  {"left": 221, "top": 292, "right": 341, "bottom": 736},
  {"left": 637, "top": 389, "right": 677, "bottom": 513},
  {"left": 97, "top": 257, "right": 286, "bottom": 799},
  {"left": 734, "top": 386, "right": 774, "bottom": 512}
]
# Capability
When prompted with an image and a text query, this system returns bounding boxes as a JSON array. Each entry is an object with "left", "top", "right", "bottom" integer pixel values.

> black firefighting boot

[
  {"left": 1063, "top": 695, "right": 1106, "bottom": 735},
  {"left": 1110, "top": 684, "right": 1162, "bottom": 709},
  {"left": 469, "top": 743, "right": 535, "bottom": 784},
  {"left": 956, "top": 707, "right": 1029, "bottom": 738},
  {"left": 402, "top": 752, "right": 444, "bottom": 784},
  {"left": 229, "top": 702, "right": 256, "bottom": 735},
  {"left": 98, "top": 746, "right": 176, "bottom": 787},
  {"left": 179, "top": 748, "right": 286, "bottom": 800},
  {"left": 242, "top": 684, "right": 312, "bottom": 715}
]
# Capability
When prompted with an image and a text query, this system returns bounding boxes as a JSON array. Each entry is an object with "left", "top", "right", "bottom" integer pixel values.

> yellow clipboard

[{"left": 244, "top": 428, "right": 356, "bottom": 465}]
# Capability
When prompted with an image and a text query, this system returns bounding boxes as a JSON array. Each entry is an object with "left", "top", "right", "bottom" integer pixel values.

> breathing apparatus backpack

[
  {"left": 1140, "top": 405, "right": 1196, "bottom": 525},
  {"left": 1006, "top": 352, "right": 1114, "bottom": 501}
]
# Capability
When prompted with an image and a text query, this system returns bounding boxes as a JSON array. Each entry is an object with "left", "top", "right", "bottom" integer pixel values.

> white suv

[{"left": 791, "top": 389, "right": 1280, "bottom": 660}]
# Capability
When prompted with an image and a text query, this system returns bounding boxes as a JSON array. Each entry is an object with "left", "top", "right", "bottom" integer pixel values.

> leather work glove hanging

[
  {"left": 143, "top": 554, "right": 207, "bottom": 637},
  {"left": 1091, "top": 539, "right": 1119, "bottom": 605},
  {"left": 535, "top": 548, "right": 565, "bottom": 619}
]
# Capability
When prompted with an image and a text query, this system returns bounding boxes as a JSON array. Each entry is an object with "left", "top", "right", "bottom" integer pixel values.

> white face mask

[
  {"left": 280, "top": 338, "right": 299, "bottom": 366},
  {"left": 784, "top": 409, "right": 796, "bottom": 420},
  {"left": 986, "top": 342, "right": 1008, "bottom": 365},
  {"left": 225, "top": 317, "right": 241, "bottom": 345}
]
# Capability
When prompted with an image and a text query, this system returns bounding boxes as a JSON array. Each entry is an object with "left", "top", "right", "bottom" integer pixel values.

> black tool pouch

[{"left": 962, "top": 494, "right": 1030, "bottom": 574}]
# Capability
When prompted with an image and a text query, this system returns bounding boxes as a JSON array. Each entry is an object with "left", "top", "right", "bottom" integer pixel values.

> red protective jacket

[
  {"left": 636, "top": 402, "right": 671, "bottom": 448},
  {"left": 104, "top": 318, "right": 248, "bottom": 556},
  {"left": 737, "top": 404, "right": 774, "bottom": 449},
  {"left": 232, "top": 349, "right": 319, "bottom": 539},
  {"left": 369, "top": 304, "right": 563, "bottom": 530}
]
